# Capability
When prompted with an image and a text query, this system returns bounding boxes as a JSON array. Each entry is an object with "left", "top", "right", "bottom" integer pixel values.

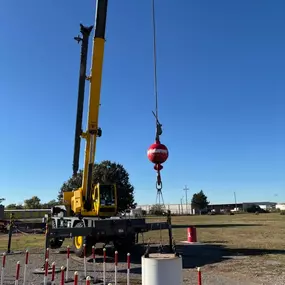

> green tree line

[
  {"left": 3, "top": 160, "right": 136, "bottom": 212},
  {"left": 4, "top": 196, "right": 60, "bottom": 209}
]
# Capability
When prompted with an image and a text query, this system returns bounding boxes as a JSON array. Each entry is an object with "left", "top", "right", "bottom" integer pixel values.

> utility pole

[
  {"left": 184, "top": 185, "right": 189, "bottom": 214},
  {"left": 234, "top": 191, "right": 237, "bottom": 211}
]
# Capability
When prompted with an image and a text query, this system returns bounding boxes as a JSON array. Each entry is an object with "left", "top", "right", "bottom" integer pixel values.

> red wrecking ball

[{"left": 147, "top": 142, "right": 169, "bottom": 165}]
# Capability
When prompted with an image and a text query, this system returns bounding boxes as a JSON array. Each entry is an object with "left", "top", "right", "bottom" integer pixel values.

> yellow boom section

[{"left": 82, "top": 38, "right": 105, "bottom": 196}]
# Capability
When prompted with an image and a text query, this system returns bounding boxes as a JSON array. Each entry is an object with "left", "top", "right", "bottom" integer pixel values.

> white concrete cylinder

[{"left": 141, "top": 253, "right": 183, "bottom": 285}]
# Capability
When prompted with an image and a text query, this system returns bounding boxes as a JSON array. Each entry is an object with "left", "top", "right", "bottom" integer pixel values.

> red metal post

[{"left": 197, "top": 267, "right": 202, "bottom": 285}]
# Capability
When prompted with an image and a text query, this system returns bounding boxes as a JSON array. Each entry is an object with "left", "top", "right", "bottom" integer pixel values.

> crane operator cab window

[{"left": 99, "top": 184, "right": 115, "bottom": 206}]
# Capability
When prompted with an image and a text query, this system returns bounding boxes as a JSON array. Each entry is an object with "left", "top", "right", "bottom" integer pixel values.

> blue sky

[{"left": 0, "top": 0, "right": 284, "bottom": 206}]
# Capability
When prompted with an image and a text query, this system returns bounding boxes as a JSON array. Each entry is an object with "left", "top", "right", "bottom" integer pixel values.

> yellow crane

[{"left": 49, "top": 0, "right": 171, "bottom": 258}]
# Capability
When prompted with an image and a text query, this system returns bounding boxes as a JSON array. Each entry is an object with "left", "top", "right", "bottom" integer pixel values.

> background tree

[
  {"left": 58, "top": 160, "right": 136, "bottom": 212},
  {"left": 24, "top": 196, "right": 41, "bottom": 209},
  {"left": 191, "top": 190, "right": 209, "bottom": 214},
  {"left": 6, "top": 204, "right": 16, "bottom": 209},
  {"left": 0, "top": 198, "right": 4, "bottom": 205},
  {"left": 149, "top": 204, "right": 165, "bottom": 216},
  {"left": 58, "top": 170, "right": 84, "bottom": 201},
  {"left": 42, "top": 199, "right": 60, "bottom": 209},
  {"left": 5, "top": 204, "right": 24, "bottom": 209}
]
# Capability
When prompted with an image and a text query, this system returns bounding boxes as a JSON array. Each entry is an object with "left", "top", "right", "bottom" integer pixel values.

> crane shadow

[
  {"left": 172, "top": 223, "right": 262, "bottom": 229},
  {"left": 115, "top": 242, "right": 285, "bottom": 275}
]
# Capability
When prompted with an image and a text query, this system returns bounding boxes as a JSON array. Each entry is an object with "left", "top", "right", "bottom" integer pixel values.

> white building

[
  {"left": 138, "top": 203, "right": 194, "bottom": 215},
  {"left": 276, "top": 203, "right": 285, "bottom": 211}
]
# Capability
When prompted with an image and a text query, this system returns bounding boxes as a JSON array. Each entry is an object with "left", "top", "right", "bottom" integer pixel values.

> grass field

[
  {"left": 144, "top": 213, "right": 285, "bottom": 282},
  {"left": 145, "top": 212, "right": 285, "bottom": 252},
  {"left": 0, "top": 213, "right": 284, "bottom": 280}
]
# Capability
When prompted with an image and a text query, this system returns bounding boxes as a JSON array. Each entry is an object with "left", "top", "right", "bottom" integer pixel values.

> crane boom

[
  {"left": 81, "top": 0, "right": 108, "bottom": 209},
  {"left": 64, "top": 0, "right": 117, "bottom": 217},
  {"left": 72, "top": 24, "right": 93, "bottom": 177}
]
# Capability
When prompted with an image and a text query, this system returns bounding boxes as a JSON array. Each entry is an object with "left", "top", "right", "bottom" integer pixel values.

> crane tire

[{"left": 72, "top": 221, "right": 92, "bottom": 258}]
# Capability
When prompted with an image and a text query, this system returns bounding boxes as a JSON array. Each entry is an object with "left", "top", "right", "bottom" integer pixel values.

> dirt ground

[{"left": 0, "top": 213, "right": 284, "bottom": 284}]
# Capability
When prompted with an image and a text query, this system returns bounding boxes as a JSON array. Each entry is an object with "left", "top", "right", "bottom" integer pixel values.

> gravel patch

[
  {"left": 1, "top": 249, "right": 137, "bottom": 285},
  {"left": 1, "top": 244, "right": 284, "bottom": 284}
]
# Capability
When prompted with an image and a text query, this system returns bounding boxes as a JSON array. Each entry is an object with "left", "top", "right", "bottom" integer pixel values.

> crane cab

[
  {"left": 93, "top": 183, "right": 117, "bottom": 217},
  {"left": 63, "top": 183, "right": 117, "bottom": 217}
]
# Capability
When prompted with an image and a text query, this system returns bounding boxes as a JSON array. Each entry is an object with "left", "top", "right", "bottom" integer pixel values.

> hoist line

[
  {"left": 150, "top": 1, "right": 166, "bottom": 251},
  {"left": 151, "top": 0, "right": 159, "bottom": 122},
  {"left": 151, "top": 0, "right": 165, "bottom": 208}
]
